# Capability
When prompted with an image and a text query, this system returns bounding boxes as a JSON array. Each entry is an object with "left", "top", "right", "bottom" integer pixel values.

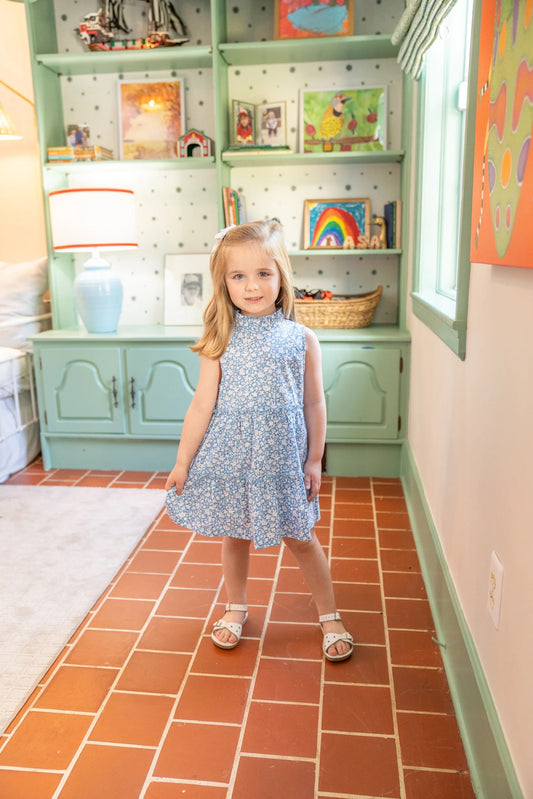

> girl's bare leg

[
  {"left": 283, "top": 531, "right": 352, "bottom": 657},
  {"left": 213, "top": 536, "right": 251, "bottom": 646}
]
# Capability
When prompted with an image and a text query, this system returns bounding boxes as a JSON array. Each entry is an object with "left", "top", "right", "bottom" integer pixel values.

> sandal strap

[
  {"left": 319, "top": 611, "right": 342, "bottom": 624},
  {"left": 225, "top": 603, "right": 248, "bottom": 612},
  {"left": 213, "top": 619, "right": 244, "bottom": 637},
  {"left": 323, "top": 631, "right": 354, "bottom": 652}
]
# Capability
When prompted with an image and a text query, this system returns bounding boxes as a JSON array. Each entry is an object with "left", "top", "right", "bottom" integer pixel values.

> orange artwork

[{"left": 470, "top": 0, "right": 533, "bottom": 268}]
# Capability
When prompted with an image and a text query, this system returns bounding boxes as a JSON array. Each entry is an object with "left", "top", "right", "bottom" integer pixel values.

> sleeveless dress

[{"left": 165, "top": 309, "right": 320, "bottom": 549}]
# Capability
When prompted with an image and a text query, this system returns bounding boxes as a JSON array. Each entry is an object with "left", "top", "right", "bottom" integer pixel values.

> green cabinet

[
  {"left": 33, "top": 328, "right": 200, "bottom": 470},
  {"left": 322, "top": 345, "right": 401, "bottom": 441}
]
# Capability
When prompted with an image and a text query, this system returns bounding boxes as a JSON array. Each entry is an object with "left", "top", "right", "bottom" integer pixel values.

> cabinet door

[
  {"left": 38, "top": 345, "right": 125, "bottom": 434},
  {"left": 320, "top": 345, "right": 401, "bottom": 440},
  {"left": 125, "top": 345, "right": 200, "bottom": 436}
]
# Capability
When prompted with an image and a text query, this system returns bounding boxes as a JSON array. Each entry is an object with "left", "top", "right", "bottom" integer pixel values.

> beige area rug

[{"left": 0, "top": 485, "right": 166, "bottom": 733}]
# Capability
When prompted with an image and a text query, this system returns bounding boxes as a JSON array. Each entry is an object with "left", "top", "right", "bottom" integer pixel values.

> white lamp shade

[{"left": 48, "top": 187, "right": 138, "bottom": 252}]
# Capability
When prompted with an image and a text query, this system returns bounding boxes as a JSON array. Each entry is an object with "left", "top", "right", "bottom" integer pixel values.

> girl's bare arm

[
  {"left": 303, "top": 329, "right": 327, "bottom": 501},
  {"left": 165, "top": 355, "right": 221, "bottom": 493}
]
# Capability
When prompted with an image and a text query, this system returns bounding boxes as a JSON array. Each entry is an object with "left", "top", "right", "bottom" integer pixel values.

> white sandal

[
  {"left": 319, "top": 612, "right": 354, "bottom": 662},
  {"left": 211, "top": 603, "right": 248, "bottom": 650}
]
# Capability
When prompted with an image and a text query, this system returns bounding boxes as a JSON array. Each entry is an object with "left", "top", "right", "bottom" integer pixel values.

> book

[
  {"left": 47, "top": 145, "right": 114, "bottom": 162},
  {"left": 222, "top": 186, "right": 246, "bottom": 226},
  {"left": 383, "top": 201, "right": 395, "bottom": 249},
  {"left": 394, "top": 200, "right": 402, "bottom": 249}
]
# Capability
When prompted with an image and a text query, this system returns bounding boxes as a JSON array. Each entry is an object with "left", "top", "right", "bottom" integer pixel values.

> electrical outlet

[{"left": 488, "top": 552, "right": 504, "bottom": 629}]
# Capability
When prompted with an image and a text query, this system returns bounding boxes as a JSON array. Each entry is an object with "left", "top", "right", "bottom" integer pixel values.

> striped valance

[{"left": 391, "top": 0, "right": 459, "bottom": 79}]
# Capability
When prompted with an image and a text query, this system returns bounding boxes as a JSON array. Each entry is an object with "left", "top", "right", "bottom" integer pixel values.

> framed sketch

[
  {"left": 164, "top": 254, "right": 212, "bottom": 325},
  {"left": 274, "top": 0, "right": 354, "bottom": 39},
  {"left": 300, "top": 86, "right": 386, "bottom": 153},
  {"left": 256, "top": 101, "right": 287, "bottom": 146},
  {"left": 230, "top": 100, "right": 255, "bottom": 147},
  {"left": 303, "top": 198, "right": 370, "bottom": 249},
  {"left": 118, "top": 78, "right": 185, "bottom": 160}
]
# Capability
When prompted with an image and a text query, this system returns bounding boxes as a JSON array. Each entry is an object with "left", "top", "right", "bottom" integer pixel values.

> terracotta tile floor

[{"left": 1, "top": 459, "right": 476, "bottom": 798}]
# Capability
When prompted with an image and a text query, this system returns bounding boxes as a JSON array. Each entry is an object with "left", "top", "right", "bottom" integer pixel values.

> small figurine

[
  {"left": 371, "top": 215, "right": 387, "bottom": 249},
  {"left": 177, "top": 129, "right": 213, "bottom": 159}
]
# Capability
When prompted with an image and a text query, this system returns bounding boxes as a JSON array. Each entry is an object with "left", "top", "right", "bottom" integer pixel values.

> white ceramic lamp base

[{"left": 74, "top": 256, "right": 123, "bottom": 334}]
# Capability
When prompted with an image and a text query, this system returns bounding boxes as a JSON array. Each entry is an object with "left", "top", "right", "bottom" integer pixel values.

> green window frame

[{"left": 411, "top": 0, "right": 481, "bottom": 360}]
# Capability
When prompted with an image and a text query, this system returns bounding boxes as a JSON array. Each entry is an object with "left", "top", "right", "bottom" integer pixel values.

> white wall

[
  {"left": 0, "top": 0, "right": 46, "bottom": 262},
  {"left": 407, "top": 255, "right": 533, "bottom": 794}
]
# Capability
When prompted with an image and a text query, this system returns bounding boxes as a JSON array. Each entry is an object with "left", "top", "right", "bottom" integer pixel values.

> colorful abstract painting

[
  {"left": 304, "top": 199, "right": 370, "bottom": 249},
  {"left": 275, "top": 0, "right": 354, "bottom": 40},
  {"left": 470, "top": 0, "right": 533, "bottom": 268}
]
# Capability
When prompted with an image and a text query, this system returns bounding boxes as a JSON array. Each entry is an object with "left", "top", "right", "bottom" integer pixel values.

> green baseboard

[
  {"left": 325, "top": 441, "right": 402, "bottom": 477},
  {"left": 40, "top": 435, "right": 179, "bottom": 472},
  {"left": 401, "top": 444, "right": 523, "bottom": 799}
]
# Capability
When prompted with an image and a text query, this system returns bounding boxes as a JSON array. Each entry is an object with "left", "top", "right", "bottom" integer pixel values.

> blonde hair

[{"left": 192, "top": 219, "right": 295, "bottom": 359}]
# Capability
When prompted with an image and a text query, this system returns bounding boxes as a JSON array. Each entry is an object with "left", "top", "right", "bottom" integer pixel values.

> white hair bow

[{"left": 212, "top": 225, "right": 236, "bottom": 250}]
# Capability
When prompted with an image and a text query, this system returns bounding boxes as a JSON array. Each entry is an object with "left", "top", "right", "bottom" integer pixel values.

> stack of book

[
  {"left": 47, "top": 145, "right": 114, "bottom": 163},
  {"left": 383, "top": 200, "right": 402, "bottom": 249},
  {"left": 222, "top": 186, "right": 246, "bottom": 225}
]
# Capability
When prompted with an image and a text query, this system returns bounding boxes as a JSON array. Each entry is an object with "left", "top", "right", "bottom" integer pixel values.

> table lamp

[{"left": 48, "top": 187, "right": 138, "bottom": 333}]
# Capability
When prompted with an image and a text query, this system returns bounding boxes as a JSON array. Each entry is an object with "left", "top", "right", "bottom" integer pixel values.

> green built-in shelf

[
  {"left": 36, "top": 45, "right": 213, "bottom": 76},
  {"left": 44, "top": 157, "right": 216, "bottom": 173},
  {"left": 219, "top": 35, "right": 400, "bottom": 66},
  {"left": 222, "top": 150, "right": 404, "bottom": 167}
]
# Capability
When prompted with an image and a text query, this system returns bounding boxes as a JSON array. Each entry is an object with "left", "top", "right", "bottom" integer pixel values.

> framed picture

[
  {"left": 470, "top": 0, "right": 533, "bottom": 268},
  {"left": 303, "top": 198, "right": 370, "bottom": 249},
  {"left": 230, "top": 100, "right": 255, "bottom": 147},
  {"left": 274, "top": 0, "right": 354, "bottom": 39},
  {"left": 300, "top": 86, "right": 386, "bottom": 153},
  {"left": 118, "top": 78, "right": 185, "bottom": 160},
  {"left": 256, "top": 101, "right": 287, "bottom": 146},
  {"left": 164, "top": 254, "right": 212, "bottom": 325}
]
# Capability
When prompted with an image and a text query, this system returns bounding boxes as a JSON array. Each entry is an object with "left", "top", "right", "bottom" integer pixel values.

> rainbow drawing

[{"left": 306, "top": 199, "right": 369, "bottom": 248}]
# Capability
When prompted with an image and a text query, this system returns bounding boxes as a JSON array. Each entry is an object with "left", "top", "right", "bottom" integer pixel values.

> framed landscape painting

[
  {"left": 118, "top": 79, "right": 185, "bottom": 160},
  {"left": 300, "top": 86, "right": 386, "bottom": 153}
]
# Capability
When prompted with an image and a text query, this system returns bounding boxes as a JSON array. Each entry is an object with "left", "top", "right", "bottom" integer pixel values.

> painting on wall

[
  {"left": 303, "top": 198, "right": 370, "bottom": 249},
  {"left": 274, "top": 0, "right": 354, "bottom": 39},
  {"left": 118, "top": 79, "right": 185, "bottom": 160},
  {"left": 470, "top": 0, "right": 533, "bottom": 268},
  {"left": 300, "top": 86, "right": 386, "bottom": 153},
  {"left": 164, "top": 254, "right": 211, "bottom": 325}
]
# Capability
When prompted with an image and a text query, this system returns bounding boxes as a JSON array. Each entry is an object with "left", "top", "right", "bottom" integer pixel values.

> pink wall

[{"left": 0, "top": 0, "right": 46, "bottom": 262}]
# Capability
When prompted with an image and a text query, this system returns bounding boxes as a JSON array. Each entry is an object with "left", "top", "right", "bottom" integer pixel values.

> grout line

[
  {"left": 225, "top": 535, "right": 287, "bottom": 799},
  {"left": 372, "top": 476, "right": 408, "bottom": 799}
]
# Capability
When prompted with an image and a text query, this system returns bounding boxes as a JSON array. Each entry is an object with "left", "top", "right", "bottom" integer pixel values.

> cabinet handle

[
  {"left": 112, "top": 376, "right": 118, "bottom": 408},
  {"left": 130, "top": 377, "right": 135, "bottom": 408}
]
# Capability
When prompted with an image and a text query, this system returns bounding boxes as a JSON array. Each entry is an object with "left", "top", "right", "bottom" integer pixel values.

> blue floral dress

[{"left": 165, "top": 309, "right": 320, "bottom": 549}]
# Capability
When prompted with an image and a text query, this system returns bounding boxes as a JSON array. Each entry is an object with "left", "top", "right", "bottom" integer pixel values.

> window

[{"left": 411, "top": 0, "right": 478, "bottom": 359}]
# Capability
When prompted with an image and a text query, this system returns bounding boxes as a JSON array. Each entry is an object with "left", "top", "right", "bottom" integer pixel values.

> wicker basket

[{"left": 295, "top": 285, "right": 383, "bottom": 329}]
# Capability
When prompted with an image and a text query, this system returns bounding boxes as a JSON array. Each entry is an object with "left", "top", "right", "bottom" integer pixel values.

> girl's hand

[
  {"left": 165, "top": 462, "right": 189, "bottom": 495},
  {"left": 304, "top": 458, "right": 322, "bottom": 501}
]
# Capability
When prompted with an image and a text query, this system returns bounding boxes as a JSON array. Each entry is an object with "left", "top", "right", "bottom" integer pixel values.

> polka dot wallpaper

[{"left": 50, "top": 0, "right": 405, "bottom": 326}]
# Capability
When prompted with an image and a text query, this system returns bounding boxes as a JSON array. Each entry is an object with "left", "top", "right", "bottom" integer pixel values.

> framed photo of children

[
  {"left": 118, "top": 78, "right": 185, "bottom": 160},
  {"left": 303, "top": 198, "right": 370, "bottom": 249},
  {"left": 256, "top": 102, "right": 287, "bottom": 146},
  {"left": 300, "top": 86, "right": 386, "bottom": 153},
  {"left": 274, "top": 0, "right": 354, "bottom": 39},
  {"left": 231, "top": 100, "right": 255, "bottom": 147},
  {"left": 164, "top": 254, "right": 212, "bottom": 325}
]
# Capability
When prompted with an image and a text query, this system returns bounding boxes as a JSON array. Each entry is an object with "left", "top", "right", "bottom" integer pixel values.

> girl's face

[{"left": 224, "top": 241, "right": 281, "bottom": 317}]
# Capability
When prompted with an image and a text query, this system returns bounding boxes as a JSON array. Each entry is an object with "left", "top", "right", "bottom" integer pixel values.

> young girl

[{"left": 165, "top": 220, "right": 353, "bottom": 662}]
